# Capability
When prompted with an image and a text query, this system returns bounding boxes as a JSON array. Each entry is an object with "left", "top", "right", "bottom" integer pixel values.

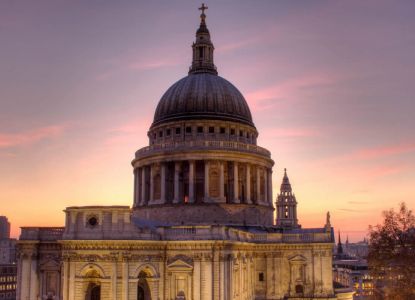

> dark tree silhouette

[{"left": 368, "top": 202, "right": 415, "bottom": 300}]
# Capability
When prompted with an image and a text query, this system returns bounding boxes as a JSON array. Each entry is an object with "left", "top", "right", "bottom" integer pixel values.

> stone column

[
  {"left": 150, "top": 164, "right": 154, "bottom": 203},
  {"left": 19, "top": 254, "right": 31, "bottom": 300},
  {"left": 29, "top": 254, "right": 38, "bottom": 300},
  {"left": 246, "top": 164, "right": 251, "bottom": 204},
  {"left": 189, "top": 160, "right": 195, "bottom": 203},
  {"left": 133, "top": 169, "right": 138, "bottom": 207},
  {"left": 228, "top": 256, "right": 234, "bottom": 300},
  {"left": 174, "top": 162, "right": 180, "bottom": 203},
  {"left": 264, "top": 169, "right": 269, "bottom": 205},
  {"left": 62, "top": 259, "right": 69, "bottom": 300},
  {"left": 256, "top": 167, "right": 261, "bottom": 204},
  {"left": 68, "top": 261, "right": 75, "bottom": 300},
  {"left": 233, "top": 162, "right": 239, "bottom": 203},
  {"left": 204, "top": 160, "right": 210, "bottom": 202},
  {"left": 122, "top": 259, "right": 129, "bottom": 300},
  {"left": 161, "top": 163, "right": 166, "bottom": 203},
  {"left": 267, "top": 168, "right": 273, "bottom": 205},
  {"left": 200, "top": 257, "right": 206, "bottom": 300},
  {"left": 141, "top": 167, "right": 146, "bottom": 205},
  {"left": 193, "top": 259, "right": 201, "bottom": 300},
  {"left": 219, "top": 161, "right": 225, "bottom": 202},
  {"left": 112, "top": 260, "right": 117, "bottom": 300},
  {"left": 213, "top": 251, "right": 220, "bottom": 300}
]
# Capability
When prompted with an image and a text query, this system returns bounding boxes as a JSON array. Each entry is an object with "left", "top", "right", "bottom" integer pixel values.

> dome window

[
  {"left": 230, "top": 128, "right": 235, "bottom": 135},
  {"left": 220, "top": 127, "right": 225, "bottom": 134},
  {"left": 166, "top": 129, "right": 171, "bottom": 136},
  {"left": 239, "top": 130, "right": 244, "bottom": 137},
  {"left": 197, "top": 126, "right": 204, "bottom": 133},
  {"left": 159, "top": 131, "right": 163, "bottom": 137},
  {"left": 176, "top": 127, "right": 181, "bottom": 135},
  {"left": 186, "top": 126, "right": 192, "bottom": 133}
]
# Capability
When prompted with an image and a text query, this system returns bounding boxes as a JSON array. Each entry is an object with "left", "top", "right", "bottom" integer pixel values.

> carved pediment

[
  {"left": 288, "top": 254, "right": 307, "bottom": 264},
  {"left": 167, "top": 259, "right": 193, "bottom": 270}
]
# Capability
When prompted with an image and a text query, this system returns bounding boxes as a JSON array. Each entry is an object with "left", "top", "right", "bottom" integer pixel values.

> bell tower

[
  {"left": 276, "top": 168, "right": 300, "bottom": 228},
  {"left": 189, "top": 3, "right": 218, "bottom": 75}
]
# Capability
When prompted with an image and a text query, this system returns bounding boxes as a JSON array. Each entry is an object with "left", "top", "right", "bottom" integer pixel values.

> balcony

[
  {"left": 20, "top": 227, "right": 64, "bottom": 241},
  {"left": 135, "top": 140, "right": 271, "bottom": 160}
]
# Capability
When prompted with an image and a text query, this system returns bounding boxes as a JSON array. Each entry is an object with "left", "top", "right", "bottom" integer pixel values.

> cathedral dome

[{"left": 152, "top": 73, "right": 254, "bottom": 127}]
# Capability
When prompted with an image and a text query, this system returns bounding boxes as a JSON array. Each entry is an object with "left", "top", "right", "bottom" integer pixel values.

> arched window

[{"left": 137, "top": 271, "right": 151, "bottom": 300}]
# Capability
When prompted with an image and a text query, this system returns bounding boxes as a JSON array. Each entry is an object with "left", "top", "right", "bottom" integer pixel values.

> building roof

[{"left": 152, "top": 73, "right": 254, "bottom": 127}]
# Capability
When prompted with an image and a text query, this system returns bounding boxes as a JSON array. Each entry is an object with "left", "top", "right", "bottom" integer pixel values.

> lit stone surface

[{"left": 16, "top": 6, "right": 352, "bottom": 300}]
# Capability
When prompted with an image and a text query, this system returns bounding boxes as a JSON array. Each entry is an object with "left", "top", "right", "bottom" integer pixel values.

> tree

[{"left": 368, "top": 202, "right": 415, "bottom": 300}]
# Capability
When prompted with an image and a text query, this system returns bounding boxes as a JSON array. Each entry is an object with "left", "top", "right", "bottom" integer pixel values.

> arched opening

[
  {"left": 85, "top": 283, "right": 100, "bottom": 300},
  {"left": 137, "top": 271, "right": 151, "bottom": 300}
]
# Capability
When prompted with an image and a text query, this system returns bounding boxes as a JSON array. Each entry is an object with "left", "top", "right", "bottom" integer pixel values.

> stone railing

[
  {"left": 159, "top": 226, "right": 332, "bottom": 243},
  {"left": 20, "top": 227, "right": 64, "bottom": 241},
  {"left": 252, "top": 232, "right": 332, "bottom": 243},
  {"left": 135, "top": 140, "right": 271, "bottom": 159}
]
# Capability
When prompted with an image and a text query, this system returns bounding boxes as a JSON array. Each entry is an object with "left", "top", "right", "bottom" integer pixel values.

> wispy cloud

[
  {"left": 352, "top": 142, "right": 415, "bottom": 160},
  {"left": 127, "top": 59, "right": 181, "bottom": 71},
  {"left": 347, "top": 200, "right": 369, "bottom": 205},
  {"left": 261, "top": 127, "right": 320, "bottom": 139},
  {"left": 246, "top": 72, "right": 335, "bottom": 111},
  {"left": 338, "top": 208, "right": 366, "bottom": 213},
  {"left": 0, "top": 125, "right": 65, "bottom": 149}
]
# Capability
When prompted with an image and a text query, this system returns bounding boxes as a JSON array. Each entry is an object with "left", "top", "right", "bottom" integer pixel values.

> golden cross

[{"left": 199, "top": 3, "right": 208, "bottom": 15}]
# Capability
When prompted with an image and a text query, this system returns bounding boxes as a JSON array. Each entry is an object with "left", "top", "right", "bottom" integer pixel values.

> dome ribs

[{"left": 151, "top": 74, "right": 255, "bottom": 128}]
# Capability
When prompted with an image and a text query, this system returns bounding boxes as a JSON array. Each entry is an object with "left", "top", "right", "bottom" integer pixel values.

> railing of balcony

[
  {"left": 20, "top": 227, "right": 64, "bottom": 241},
  {"left": 135, "top": 140, "right": 271, "bottom": 159}
]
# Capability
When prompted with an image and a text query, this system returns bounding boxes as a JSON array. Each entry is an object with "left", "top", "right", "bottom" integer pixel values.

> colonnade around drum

[{"left": 133, "top": 160, "right": 273, "bottom": 207}]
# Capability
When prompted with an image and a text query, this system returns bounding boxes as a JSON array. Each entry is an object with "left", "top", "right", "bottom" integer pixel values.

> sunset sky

[{"left": 1, "top": 1, "right": 414, "bottom": 241}]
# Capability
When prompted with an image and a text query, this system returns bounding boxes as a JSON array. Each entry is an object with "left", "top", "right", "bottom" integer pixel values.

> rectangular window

[
  {"left": 176, "top": 127, "right": 181, "bottom": 134},
  {"left": 220, "top": 127, "right": 226, "bottom": 134},
  {"left": 209, "top": 126, "right": 215, "bottom": 133},
  {"left": 259, "top": 272, "right": 265, "bottom": 282},
  {"left": 197, "top": 126, "right": 204, "bottom": 133},
  {"left": 166, "top": 129, "right": 171, "bottom": 136},
  {"left": 230, "top": 128, "right": 235, "bottom": 135},
  {"left": 159, "top": 131, "right": 163, "bottom": 137},
  {"left": 186, "top": 126, "right": 192, "bottom": 133},
  {"left": 239, "top": 130, "right": 243, "bottom": 137}
]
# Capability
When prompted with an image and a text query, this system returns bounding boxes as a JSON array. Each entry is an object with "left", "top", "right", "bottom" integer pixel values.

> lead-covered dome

[{"left": 152, "top": 73, "right": 254, "bottom": 127}]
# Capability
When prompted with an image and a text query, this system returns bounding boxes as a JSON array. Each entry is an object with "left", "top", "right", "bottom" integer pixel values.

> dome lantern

[{"left": 189, "top": 3, "right": 218, "bottom": 75}]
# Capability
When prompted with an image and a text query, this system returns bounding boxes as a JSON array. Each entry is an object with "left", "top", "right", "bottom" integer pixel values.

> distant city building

[
  {"left": 333, "top": 233, "right": 373, "bottom": 299},
  {"left": 0, "top": 217, "right": 10, "bottom": 240},
  {"left": 16, "top": 5, "right": 353, "bottom": 300},
  {"left": 0, "top": 216, "right": 16, "bottom": 300},
  {"left": 0, "top": 216, "right": 16, "bottom": 265},
  {"left": 0, "top": 264, "right": 16, "bottom": 300}
]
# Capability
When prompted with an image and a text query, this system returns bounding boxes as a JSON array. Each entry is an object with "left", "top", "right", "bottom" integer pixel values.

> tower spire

[
  {"left": 337, "top": 230, "right": 344, "bottom": 254},
  {"left": 275, "top": 168, "right": 299, "bottom": 228},
  {"left": 189, "top": 4, "right": 218, "bottom": 75}
]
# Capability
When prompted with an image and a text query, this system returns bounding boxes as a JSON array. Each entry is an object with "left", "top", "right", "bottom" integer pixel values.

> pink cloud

[
  {"left": 105, "top": 118, "right": 152, "bottom": 147},
  {"left": 246, "top": 73, "right": 335, "bottom": 111},
  {"left": 0, "top": 125, "right": 65, "bottom": 149},
  {"left": 261, "top": 127, "right": 320, "bottom": 139},
  {"left": 352, "top": 142, "right": 415, "bottom": 160},
  {"left": 216, "top": 37, "right": 262, "bottom": 54}
]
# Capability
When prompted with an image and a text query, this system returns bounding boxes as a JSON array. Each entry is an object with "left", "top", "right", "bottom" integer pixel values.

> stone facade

[
  {"left": 18, "top": 207, "right": 336, "bottom": 300},
  {"left": 16, "top": 5, "right": 352, "bottom": 300}
]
